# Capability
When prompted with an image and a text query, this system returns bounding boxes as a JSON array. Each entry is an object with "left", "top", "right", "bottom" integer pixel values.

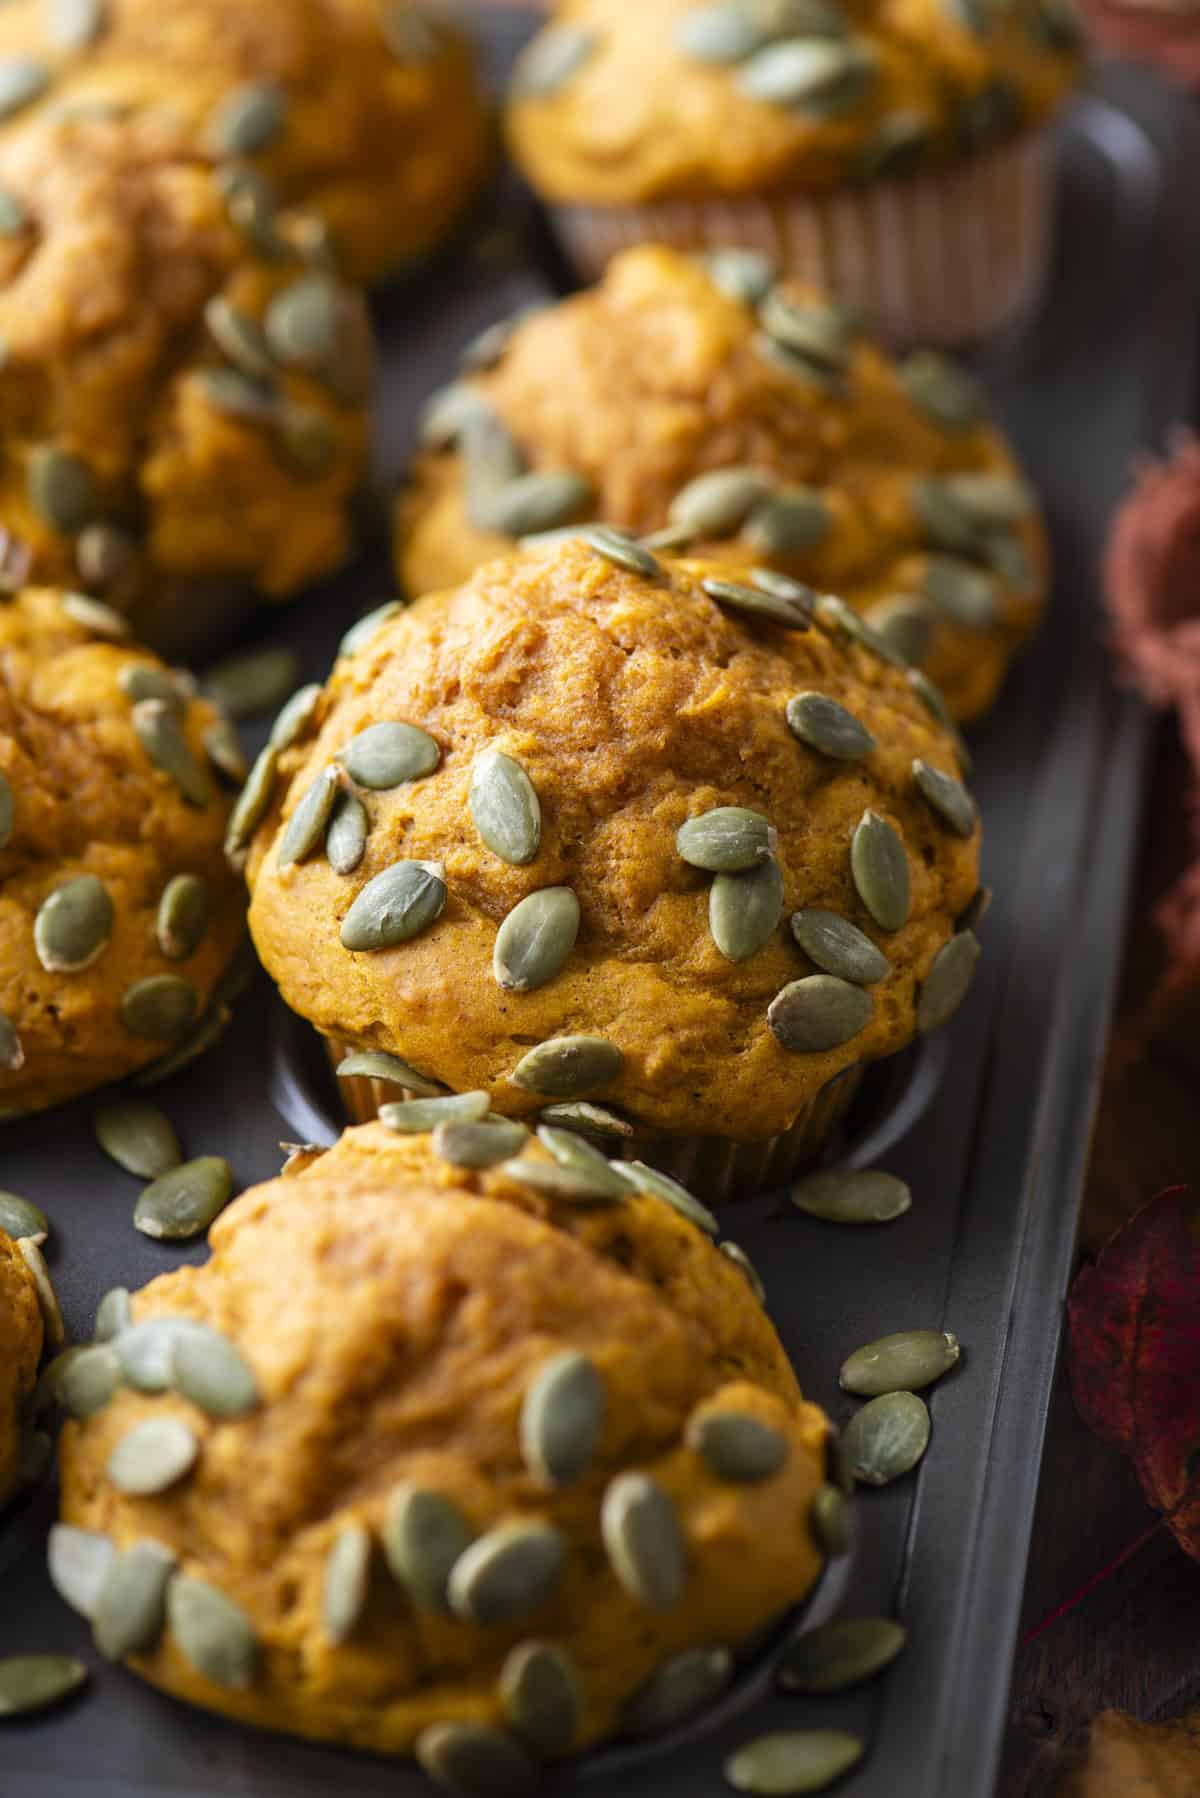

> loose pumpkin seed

[
  {"left": 60, "top": 592, "right": 130, "bottom": 639},
  {"left": 500, "top": 1641, "right": 581, "bottom": 1757},
  {"left": 114, "top": 1317, "right": 206, "bottom": 1392},
  {"left": 416, "top": 1721, "right": 537, "bottom": 1796},
  {"left": 511, "top": 23, "right": 597, "bottom": 97},
  {"left": 322, "top": 1523, "right": 371, "bottom": 1644},
  {"left": 204, "top": 716, "right": 248, "bottom": 785},
  {"left": 850, "top": 810, "right": 910, "bottom": 931},
  {"left": 210, "top": 81, "right": 286, "bottom": 156},
  {"left": 608, "top": 1160, "right": 719, "bottom": 1234},
  {"left": 60, "top": 1343, "right": 122, "bottom": 1417},
  {"left": 268, "top": 683, "right": 322, "bottom": 751},
  {"left": 335, "top": 1049, "right": 444, "bottom": 1095},
  {"left": 133, "top": 700, "right": 213, "bottom": 807},
  {"left": 727, "top": 1730, "right": 863, "bottom": 1793},
  {"left": 917, "top": 930, "right": 980, "bottom": 1032},
  {"left": 155, "top": 875, "right": 209, "bottom": 961},
  {"left": 687, "top": 1409, "right": 788, "bottom": 1482},
  {"left": 434, "top": 1117, "right": 529, "bottom": 1168},
  {"left": 380, "top": 1091, "right": 490, "bottom": 1132},
  {"left": 94, "top": 1286, "right": 132, "bottom": 1340},
  {"left": 767, "top": 976, "right": 873, "bottom": 1052},
  {"left": 778, "top": 1616, "right": 907, "bottom": 1693},
  {"left": 702, "top": 247, "right": 777, "bottom": 305},
  {"left": 791, "top": 910, "right": 889, "bottom": 984},
  {"left": 511, "top": 1036, "right": 623, "bottom": 1097},
  {"left": 325, "top": 789, "right": 369, "bottom": 874},
  {"left": 28, "top": 445, "right": 98, "bottom": 533},
  {"left": 538, "top": 1101, "right": 633, "bottom": 1140},
  {"left": 520, "top": 1349, "right": 605, "bottom": 1486},
  {"left": 790, "top": 1167, "right": 911, "bottom": 1223},
  {"left": 536, "top": 1125, "right": 629, "bottom": 1196},
  {"left": 494, "top": 888, "right": 579, "bottom": 991},
  {"left": 338, "top": 601, "right": 403, "bottom": 661},
  {"left": 601, "top": 1473, "right": 685, "bottom": 1610},
  {"left": 47, "top": 1525, "right": 115, "bottom": 1619},
  {"left": 0, "top": 1190, "right": 47, "bottom": 1239},
  {"left": 843, "top": 1390, "right": 931, "bottom": 1485},
  {"left": 470, "top": 749, "right": 541, "bottom": 866},
  {"left": 703, "top": 573, "right": 813, "bottom": 628},
  {"left": 18, "top": 1237, "right": 63, "bottom": 1346},
  {"left": 171, "top": 1324, "right": 258, "bottom": 1416},
  {"left": 120, "top": 975, "right": 199, "bottom": 1039},
  {"left": 383, "top": 1485, "right": 475, "bottom": 1611},
  {"left": 107, "top": 1416, "right": 198, "bottom": 1495},
  {"left": 786, "top": 691, "right": 874, "bottom": 760},
  {"left": 448, "top": 1521, "right": 566, "bottom": 1625},
  {"left": 668, "top": 467, "right": 771, "bottom": 537},
  {"left": 623, "top": 1645, "right": 733, "bottom": 1737},
  {"left": 866, "top": 594, "right": 932, "bottom": 665},
  {"left": 93, "top": 1542, "right": 176, "bottom": 1661},
  {"left": 720, "top": 1240, "right": 767, "bottom": 1302},
  {"left": 204, "top": 646, "right": 299, "bottom": 719},
  {"left": 167, "top": 1577, "right": 259, "bottom": 1688},
  {"left": 922, "top": 555, "right": 999, "bottom": 628},
  {"left": 340, "top": 860, "right": 447, "bottom": 950},
  {"left": 675, "top": 3, "right": 764, "bottom": 62},
  {"left": 840, "top": 1328, "right": 960, "bottom": 1396},
  {"left": 134, "top": 1155, "right": 234, "bottom": 1240},
  {"left": 677, "top": 806, "right": 776, "bottom": 872},
  {"left": 0, "top": 1655, "right": 88, "bottom": 1717},
  {"left": 582, "top": 524, "right": 662, "bottom": 579},
  {"left": 808, "top": 1484, "right": 851, "bottom": 1557},
  {"left": 0, "top": 1013, "right": 23, "bottom": 1072},
  {"left": 710, "top": 858, "right": 785, "bottom": 961},
  {"left": 899, "top": 350, "right": 984, "bottom": 429},
  {"left": 500, "top": 1157, "right": 627, "bottom": 1206},
  {"left": 34, "top": 873, "right": 113, "bottom": 972},
  {"left": 912, "top": 758, "right": 978, "bottom": 837},
  {"left": 278, "top": 766, "right": 340, "bottom": 868},
  {"left": 746, "top": 489, "right": 831, "bottom": 556},
  {"left": 338, "top": 721, "right": 440, "bottom": 788}
]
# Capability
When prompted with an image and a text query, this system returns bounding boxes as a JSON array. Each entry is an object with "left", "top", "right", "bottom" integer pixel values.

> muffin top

[
  {"left": 0, "top": 588, "right": 247, "bottom": 1116},
  {"left": 56, "top": 1124, "right": 832, "bottom": 1759},
  {"left": 0, "top": 0, "right": 491, "bottom": 286},
  {"left": 398, "top": 246, "right": 1047, "bottom": 721},
  {"left": 247, "top": 538, "right": 982, "bottom": 1142},
  {"left": 0, "top": 1227, "right": 43, "bottom": 1504},
  {"left": 0, "top": 105, "right": 372, "bottom": 651},
  {"left": 507, "top": 0, "right": 1081, "bottom": 203}
]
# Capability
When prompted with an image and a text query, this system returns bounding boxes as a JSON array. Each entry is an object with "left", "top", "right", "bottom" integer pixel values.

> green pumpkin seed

[
  {"left": 790, "top": 1167, "right": 911, "bottom": 1223},
  {"left": 210, "top": 80, "right": 286, "bottom": 156},
  {"left": 759, "top": 291, "right": 851, "bottom": 369},
  {"left": 907, "top": 667, "right": 968, "bottom": 765},
  {"left": 107, "top": 1416, "right": 198, "bottom": 1495},
  {"left": 778, "top": 1615, "right": 907, "bottom": 1693},
  {"left": 623, "top": 1646, "right": 733, "bottom": 1738},
  {"left": 34, "top": 873, "right": 113, "bottom": 972},
  {"left": 204, "top": 716, "right": 248, "bottom": 785},
  {"left": 720, "top": 1240, "right": 766, "bottom": 1302},
  {"left": 500, "top": 1641, "right": 581, "bottom": 1757},
  {"left": 957, "top": 885, "right": 991, "bottom": 933},
  {"left": 520, "top": 1349, "right": 605, "bottom": 1487},
  {"left": 268, "top": 683, "right": 322, "bottom": 751},
  {"left": 463, "top": 411, "right": 526, "bottom": 526},
  {"left": 200, "top": 367, "right": 279, "bottom": 424},
  {"left": 900, "top": 351, "right": 985, "bottom": 430},
  {"left": 494, "top": 888, "right": 580, "bottom": 992},
  {"left": 866, "top": 594, "right": 932, "bottom": 665},
  {"left": 60, "top": 592, "right": 130, "bottom": 639},
  {"left": 511, "top": 23, "right": 597, "bottom": 97},
  {"left": 921, "top": 555, "right": 999, "bottom": 629},
  {"left": 416, "top": 1721, "right": 537, "bottom": 1796},
  {"left": 0, "top": 190, "right": 26, "bottom": 236},
  {"left": 0, "top": 773, "right": 12, "bottom": 848},
  {"left": 913, "top": 476, "right": 985, "bottom": 557},
  {"left": 167, "top": 1577, "right": 259, "bottom": 1688},
  {"left": 840, "top": 1328, "right": 960, "bottom": 1396},
  {"left": 809, "top": 1484, "right": 851, "bottom": 1557},
  {"left": 433, "top": 1117, "right": 529, "bottom": 1168},
  {"left": 204, "top": 296, "right": 274, "bottom": 381},
  {"left": 0, "top": 1655, "right": 88, "bottom": 1717},
  {"left": 203, "top": 646, "right": 300, "bottom": 719},
  {"left": 215, "top": 164, "right": 287, "bottom": 258},
  {"left": 47, "top": 1525, "right": 115, "bottom": 1619},
  {"left": 702, "top": 573, "right": 813, "bottom": 629},
  {"left": 460, "top": 306, "right": 547, "bottom": 374},
  {"left": 786, "top": 691, "right": 874, "bottom": 760},
  {"left": 266, "top": 278, "right": 367, "bottom": 392},
  {"left": 380, "top": 1091, "right": 490, "bottom": 1133},
  {"left": 608, "top": 1160, "right": 715, "bottom": 1233},
  {"left": 636, "top": 522, "right": 693, "bottom": 556},
  {"left": 277, "top": 766, "right": 340, "bottom": 868},
  {"left": 322, "top": 1523, "right": 371, "bottom": 1644},
  {"left": 482, "top": 471, "right": 594, "bottom": 539},
  {"left": 171, "top": 1324, "right": 258, "bottom": 1416},
  {"left": 448, "top": 1521, "right": 566, "bottom": 1625},
  {"left": 536, "top": 1125, "right": 629, "bottom": 1195},
  {"left": 701, "top": 247, "right": 777, "bottom": 305},
  {"left": 745, "top": 489, "right": 831, "bottom": 556},
  {"left": 420, "top": 381, "right": 492, "bottom": 449},
  {"left": 844, "top": 1390, "right": 931, "bottom": 1485},
  {"left": 134, "top": 1155, "right": 233, "bottom": 1240},
  {"left": 815, "top": 593, "right": 907, "bottom": 667},
  {"left": 325, "top": 789, "right": 369, "bottom": 874},
  {"left": 338, "top": 601, "right": 403, "bottom": 661},
  {"left": 912, "top": 758, "right": 977, "bottom": 837},
  {"left": 60, "top": 1343, "right": 122, "bottom": 1418},
  {"left": 582, "top": 524, "right": 662, "bottom": 580},
  {"left": 18, "top": 1235, "right": 63, "bottom": 1345},
  {"left": 28, "top": 446, "right": 97, "bottom": 537},
  {"left": 511, "top": 1035, "right": 623, "bottom": 1098},
  {"left": 131, "top": 1000, "right": 231, "bottom": 1086},
  {"left": 500, "top": 1156, "right": 627, "bottom": 1206},
  {"left": 767, "top": 975, "right": 873, "bottom": 1053},
  {"left": 0, "top": 1013, "right": 23, "bottom": 1073},
  {"left": 855, "top": 110, "right": 930, "bottom": 180},
  {"left": 675, "top": 3, "right": 763, "bottom": 62},
  {"left": 76, "top": 522, "right": 137, "bottom": 589},
  {"left": 740, "top": 35, "right": 875, "bottom": 111},
  {"left": 917, "top": 930, "right": 980, "bottom": 1032},
  {"left": 383, "top": 1484, "right": 475, "bottom": 1611},
  {"left": 94, "top": 1286, "right": 132, "bottom": 1340},
  {"left": 710, "top": 857, "right": 785, "bottom": 962},
  {"left": 340, "top": 860, "right": 447, "bottom": 950},
  {"left": 470, "top": 749, "right": 541, "bottom": 866},
  {"left": 687, "top": 1409, "right": 788, "bottom": 1482},
  {"left": 850, "top": 809, "right": 910, "bottom": 931},
  {"left": 0, "top": 1190, "right": 47, "bottom": 1239},
  {"left": 114, "top": 1316, "right": 206, "bottom": 1392},
  {"left": 48, "top": 0, "right": 106, "bottom": 48},
  {"left": 93, "top": 1542, "right": 176, "bottom": 1661},
  {"left": 668, "top": 467, "right": 771, "bottom": 537},
  {"left": 133, "top": 700, "right": 213, "bottom": 807},
  {"left": 120, "top": 974, "right": 199, "bottom": 1039},
  {"left": 790, "top": 910, "right": 889, "bottom": 984},
  {"left": 152, "top": 874, "right": 209, "bottom": 962},
  {"left": 677, "top": 806, "right": 776, "bottom": 873},
  {"left": 335, "top": 1049, "right": 445, "bottom": 1095},
  {"left": 601, "top": 1473, "right": 685, "bottom": 1610},
  {"left": 984, "top": 529, "right": 1035, "bottom": 591},
  {"left": 726, "top": 1730, "right": 864, "bottom": 1794},
  {"left": 538, "top": 1101, "right": 633, "bottom": 1141},
  {"left": 0, "top": 57, "right": 49, "bottom": 123},
  {"left": 943, "top": 471, "right": 1032, "bottom": 526}
]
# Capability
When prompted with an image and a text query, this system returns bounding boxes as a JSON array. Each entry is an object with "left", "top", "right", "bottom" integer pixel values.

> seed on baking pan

[
  {"left": 434, "top": 1117, "right": 529, "bottom": 1169},
  {"left": 511, "top": 1035, "right": 623, "bottom": 1097},
  {"left": 687, "top": 1410, "right": 789, "bottom": 1483},
  {"left": 912, "top": 758, "right": 978, "bottom": 838},
  {"left": 538, "top": 1101, "right": 634, "bottom": 1140},
  {"left": 167, "top": 1577, "right": 259, "bottom": 1689},
  {"left": 866, "top": 594, "right": 932, "bottom": 666},
  {"left": 448, "top": 1521, "right": 566, "bottom": 1625},
  {"left": 791, "top": 910, "right": 890, "bottom": 985},
  {"left": 134, "top": 700, "right": 213, "bottom": 807},
  {"left": 511, "top": 22, "right": 597, "bottom": 96},
  {"left": 844, "top": 1390, "right": 931, "bottom": 1486},
  {"left": 726, "top": 1729, "right": 864, "bottom": 1794},
  {"left": 204, "top": 646, "right": 299, "bottom": 719},
  {"left": 17, "top": 1238, "right": 60, "bottom": 1343},
  {"left": 34, "top": 873, "right": 113, "bottom": 972},
  {"left": 154, "top": 875, "right": 210, "bottom": 964},
  {"left": 703, "top": 573, "right": 813, "bottom": 628},
  {"left": 494, "top": 888, "right": 580, "bottom": 993},
  {"left": 520, "top": 1349, "right": 605, "bottom": 1487},
  {"left": 582, "top": 524, "right": 662, "bottom": 580},
  {"left": 469, "top": 748, "right": 542, "bottom": 867},
  {"left": 60, "top": 592, "right": 130, "bottom": 639},
  {"left": 500, "top": 1156, "right": 628, "bottom": 1206},
  {"left": 0, "top": 189, "right": 27, "bottom": 236},
  {"left": 768, "top": 975, "right": 872, "bottom": 1053},
  {"left": 790, "top": 1167, "right": 911, "bottom": 1223},
  {"left": 383, "top": 1485, "right": 475, "bottom": 1612},
  {"left": 0, "top": 1656, "right": 88, "bottom": 1718},
  {"left": 204, "top": 717, "right": 248, "bottom": 784},
  {"left": 701, "top": 246, "right": 777, "bottom": 305},
  {"left": 204, "top": 296, "right": 275, "bottom": 381},
  {"left": 114, "top": 1317, "right": 205, "bottom": 1392},
  {"left": 677, "top": 806, "right": 776, "bottom": 873},
  {"left": 536, "top": 1125, "right": 629, "bottom": 1197},
  {"left": 899, "top": 350, "right": 985, "bottom": 430},
  {"left": 850, "top": 810, "right": 910, "bottom": 931},
  {"left": 94, "top": 1285, "right": 132, "bottom": 1340},
  {"left": 485, "top": 470, "right": 595, "bottom": 539},
  {"left": 0, "top": 1190, "right": 46, "bottom": 1239},
  {"left": 720, "top": 1240, "right": 766, "bottom": 1302},
  {"left": 500, "top": 1641, "right": 581, "bottom": 1757},
  {"left": 277, "top": 767, "right": 340, "bottom": 869},
  {"left": 917, "top": 930, "right": 980, "bottom": 1032},
  {"left": 268, "top": 683, "right": 322, "bottom": 751},
  {"left": 338, "top": 601, "right": 403, "bottom": 661},
  {"left": 47, "top": 0, "right": 107, "bottom": 50},
  {"left": 840, "top": 1329, "right": 960, "bottom": 1397},
  {"left": 675, "top": 2, "right": 764, "bottom": 62},
  {"left": 93, "top": 1542, "right": 176, "bottom": 1662},
  {"left": 417, "top": 1721, "right": 538, "bottom": 1797},
  {"left": 134, "top": 1156, "right": 233, "bottom": 1240},
  {"left": 120, "top": 974, "right": 199, "bottom": 1039},
  {"left": 746, "top": 489, "right": 831, "bottom": 557},
  {"left": 339, "top": 860, "right": 447, "bottom": 950},
  {"left": 380, "top": 1091, "right": 490, "bottom": 1133},
  {"left": 210, "top": 80, "right": 286, "bottom": 156},
  {"left": 711, "top": 858, "right": 785, "bottom": 962},
  {"left": 786, "top": 691, "right": 874, "bottom": 760},
  {"left": 60, "top": 1345, "right": 121, "bottom": 1418},
  {"left": 609, "top": 1159, "right": 719, "bottom": 1234},
  {"left": 131, "top": 1001, "right": 231, "bottom": 1086},
  {"left": 47, "top": 1525, "right": 115, "bottom": 1620},
  {"left": 623, "top": 1645, "right": 733, "bottom": 1738},
  {"left": 759, "top": 291, "right": 852, "bottom": 369},
  {"left": 0, "top": 59, "right": 48, "bottom": 123},
  {"left": 778, "top": 1615, "right": 907, "bottom": 1694},
  {"left": 601, "top": 1473, "right": 685, "bottom": 1611},
  {"left": 325, "top": 790, "right": 369, "bottom": 874},
  {"left": 108, "top": 1417, "right": 198, "bottom": 1495},
  {"left": 171, "top": 1325, "right": 258, "bottom": 1417},
  {"left": 855, "top": 110, "right": 930, "bottom": 181},
  {"left": 321, "top": 1523, "right": 371, "bottom": 1645},
  {"left": 338, "top": 721, "right": 440, "bottom": 789},
  {"left": 668, "top": 467, "right": 772, "bottom": 537},
  {"left": 809, "top": 1484, "right": 851, "bottom": 1558},
  {"left": 335, "top": 1049, "right": 445, "bottom": 1095}
]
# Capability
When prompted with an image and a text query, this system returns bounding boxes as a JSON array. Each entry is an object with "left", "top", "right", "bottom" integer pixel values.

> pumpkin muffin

[
  {"left": 0, "top": 587, "right": 247, "bottom": 1117},
  {"left": 0, "top": 0, "right": 491, "bottom": 288},
  {"left": 245, "top": 537, "right": 984, "bottom": 1200},
  {"left": 0, "top": 104, "right": 372, "bottom": 661},
  {"left": 0, "top": 1228, "right": 44, "bottom": 1506},
  {"left": 507, "top": 0, "right": 1082, "bottom": 345},
  {"left": 53, "top": 1124, "right": 838, "bottom": 1768},
  {"left": 397, "top": 246, "right": 1047, "bottom": 723}
]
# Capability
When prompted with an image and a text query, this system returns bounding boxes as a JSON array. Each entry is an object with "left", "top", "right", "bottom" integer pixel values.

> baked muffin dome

[
  {"left": 0, "top": 588, "right": 246, "bottom": 1116},
  {"left": 246, "top": 538, "right": 982, "bottom": 1160},
  {"left": 0, "top": 0, "right": 491, "bottom": 287},
  {"left": 0, "top": 106, "right": 372, "bottom": 658},
  {"left": 398, "top": 247, "right": 1046, "bottom": 723},
  {"left": 0, "top": 1228, "right": 43, "bottom": 1505},
  {"left": 55, "top": 1124, "right": 835, "bottom": 1762}
]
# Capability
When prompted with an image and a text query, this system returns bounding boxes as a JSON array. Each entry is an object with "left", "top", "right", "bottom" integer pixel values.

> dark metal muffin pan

[{"left": 1, "top": 17, "right": 1198, "bottom": 1796}]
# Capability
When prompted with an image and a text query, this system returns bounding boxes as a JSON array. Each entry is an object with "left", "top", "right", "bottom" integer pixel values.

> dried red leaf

[{"left": 1068, "top": 1186, "right": 1200, "bottom": 1560}]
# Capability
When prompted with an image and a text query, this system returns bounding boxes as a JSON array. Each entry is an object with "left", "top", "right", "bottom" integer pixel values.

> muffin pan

[{"left": 1, "top": 14, "right": 1198, "bottom": 1797}]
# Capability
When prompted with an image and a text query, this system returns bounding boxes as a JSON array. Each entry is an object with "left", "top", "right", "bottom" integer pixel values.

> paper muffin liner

[
  {"left": 327, "top": 1036, "right": 864, "bottom": 1205},
  {"left": 549, "top": 130, "right": 1053, "bottom": 349}
]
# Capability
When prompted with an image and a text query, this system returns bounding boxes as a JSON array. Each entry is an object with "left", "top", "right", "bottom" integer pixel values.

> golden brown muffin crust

[{"left": 0, "top": 1227, "right": 42, "bottom": 1505}]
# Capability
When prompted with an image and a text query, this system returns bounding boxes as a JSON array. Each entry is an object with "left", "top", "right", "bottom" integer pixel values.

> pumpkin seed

[
  {"left": 448, "top": 1521, "right": 566, "bottom": 1625},
  {"left": 470, "top": 749, "right": 541, "bottom": 866},
  {"left": 809, "top": 1484, "right": 851, "bottom": 1557},
  {"left": 494, "top": 888, "right": 580, "bottom": 992},
  {"left": 601, "top": 1473, "right": 685, "bottom": 1610},
  {"left": 325, "top": 789, "right": 369, "bottom": 874},
  {"left": 767, "top": 975, "right": 873, "bottom": 1052},
  {"left": 338, "top": 601, "right": 402, "bottom": 660},
  {"left": 107, "top": 1416, "right": 198, "bottom": 1495},
  {"left": 840, "top": 1328, "right": 960, "bottom": 1396},
  {"left": 216, "top": 164, "right": 287, "bottom": 259},
  {"left": 944, "top": 471, "right": 1033, "bottom": 526},
  {"left": 511, "top": 23, "right": 597, "bottom": 97},
  {"left": 76, "top": 522, "right": 136, "bottom": 589},
  {"left": 383, "top": 1485, "right": 475, "bottom": 1611},
  {"left": 785, "top": 691, "right": 874, "bottom": 760},
  {"left": 740, "top": 35, "right": 875, "bottom": 111},
  {"left": 151, "top": 874, "right": 209, "bottom": 963},
  {"left": 416, "top": 1721, "right": 537, "bottom": 1796},
  {"left": 721, "top": 1240, "right": 767, "bottom": 1301},
  {"left": 322, "top": 1523, "right": 371, "bottom": 1644},
  {"left": 668, "top": 467, "right": 771, "bottom": 537},
  {"left": 419, "top": 381, "right": 491, "bottom": 448},
  {"left": 640, "top": 522, "right": 696, "bottom": 554},
  {"left": 0, "top": 1012, "right": 21, "bottom": 1073},
  {"left": 702, "top": 573, "right": 813, "bottom": 628},
  {"left": 47, "top": 1525, "right": 115, "bottom": 1619},
  {"left": 539, "top": 1102, "right": 633, "bottom": 1140},
  {"left": 676, "top": 806, "right": 776, "bottom": 873},
  {"left": 582, "top": 524, "right": 662, "bottom": 579},
  {"left": 511, "top": 1036, "right": 623, "bottom": 1097},
  {"left": 866, "top": 594, "right": 932, "bottom": 665},
  {"left": 623, "top": 1645, "right": 733, "bottom": 1737},
  {"left": 922, "top": 555, "right": 999, "bottom": 629},
  {"left": 133, "top": 700, "right": 213, "bottom": 807},
  {"left": 114, "top": 1317, "right": 207, "bottom": 1392},
  {"left": 0, "top": 1656, "right": 88, "bottom": 1717},
  {"left": 335, "top": 1049, "right": 445, "bottom": 1095},
  {"left": 94, "top": 1286, "right": 132, "bottom": 1340},
  {"left": 0, "top": 190, "right": 26, "bottom": 236},
  {"left": 500, "top": 1157, "right": 627, "bottom": 1206},
  {"left": 520, "top": 1349, "right": 605, "bottom": 1486},
  {"left": 687, "top": 1409, "right": 788, "bottom": 1482},
  {"left": 900, "top": 350, "right": 984, "bottom": 430},
  {"left": 536, "top": 1125, "right": 629, "bottom": 1195},
  {"left": 745, "top": 489, "right": 831, "bottom": 556},
  {"left": 726, "top": 1730, "right": 864, "bottom": 1793},
  {"left": 60, "top": 1343, "right": 122, "bottom": 1417},
  {"left": 917, "top": 930, "right": 980, "bottom": 1032},
  {"left": 340, "top": 860, "right": 447, "bottom": 950},
  {"left": 701, "top": 247, "right": 777, "bottom": 305},
  {"left": 34, "top": 873, "right": 113, "bottom": 972},
  {"left": 913, "top": 476, "right": 984, "bottom": 557},
  {"left": 907, "top": 667, "right": 968, "bottom": 766},
  {"left": 500, "top": 1641, "right": 581, "bottom": 1757},
  {"left": 855, "top": 109, "right": 930, "bottom": 180},
  {"left": 482, "top": 471, "right": 594, "bottom": 539},
  {"left": 912, "top": 758, "right": 977, "bottom": 837},
  {"left": 210, "top": 80, "right": 286, "bottom": 156},
  {"left": 60, "top": 592, "right": 130, "bottom": 639},
  {"left": 266, "top": 278, "right": 365, "bottom": 390},
  {"left": 777, "top": 1616, "right": 907, "bottom": 1693},
  {"left": 0, "top": 1190, "right": 47, "bottom": 1239},
  {"left": 205, "top": 297, "right": 274, "bottom": 380},
  {"left": 958, "top": 885, "right": 991, "bottom": 933},
  {"left": 268, "top": 683, "right": 322, "bottom": 750},
  {"left": 790, "top": 1167, "right": 911, "bottom": 1223},
  {"left": 675, "top": 3, "right": 763, "bottom": 62},
  {"left": 608, "top": 1160, "right": 719, "bottom": 1234},
  {"left": 759, "top": 291, "right": 851, "bottom": 369},
  {"left": 18, "top": 1237, "right": 63, "bottom": 1346},
  {"left": 204, "top": 717, "right": 248, "bottom": 785},
  {"left": 277, "top": 766, "right": 340, "bottom": 868},
  {"left": 790, "top": 909, "right": 889, "bottom": 984},
  {"left": 134, "top": 1155, "right": 233, "bottom": 1240},
  {"left": 380, "top": 1091, "right": 490, "bottom": 1132},
  {"left": 844, "top": 1389, "right": 931, "bottom": 1485},
  {"left": 167, "top": 1577, "right": 259, "bottom": 1688},
  {"left": 816, "top": 593, "right": 907, "bottom": 667},
  {"left": 200, "top": 367, "right": 279, "bottom": 424},
  {"left": 434, "top": 1117, "right": 529, "bottom": 1168},
  {"left": 460, "top": 307, "right": 545, "bottom": 372},
  {"left": 131, "top": 1000, "right": 231, "bottom": 1085},
  {"left": 464, "top": 411, "right": 526, "bottom": 526},
  {"left": 710, "top": 857, "right": 785, "bottom": 961},
  {"left": 28, "top": 444, "right": 98, "bottom": 533},
  {"left": 850, "top": 810, "right": 910, "bottom": 931},
  {"left": 203, "top": 646, "right": 299, "bottom": 719},
  {"left": 93, "top": 1542, "right": 176, "bottom": 1660},
  {"left": 985, "top": 529, "right": 1035, "bottom": 591},
  {"left": 120, "top": 975, "right": 199, "bottom": 1039},
  {"left": 171, "top": 1324, "right": 258, "bottom": 1416}
]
